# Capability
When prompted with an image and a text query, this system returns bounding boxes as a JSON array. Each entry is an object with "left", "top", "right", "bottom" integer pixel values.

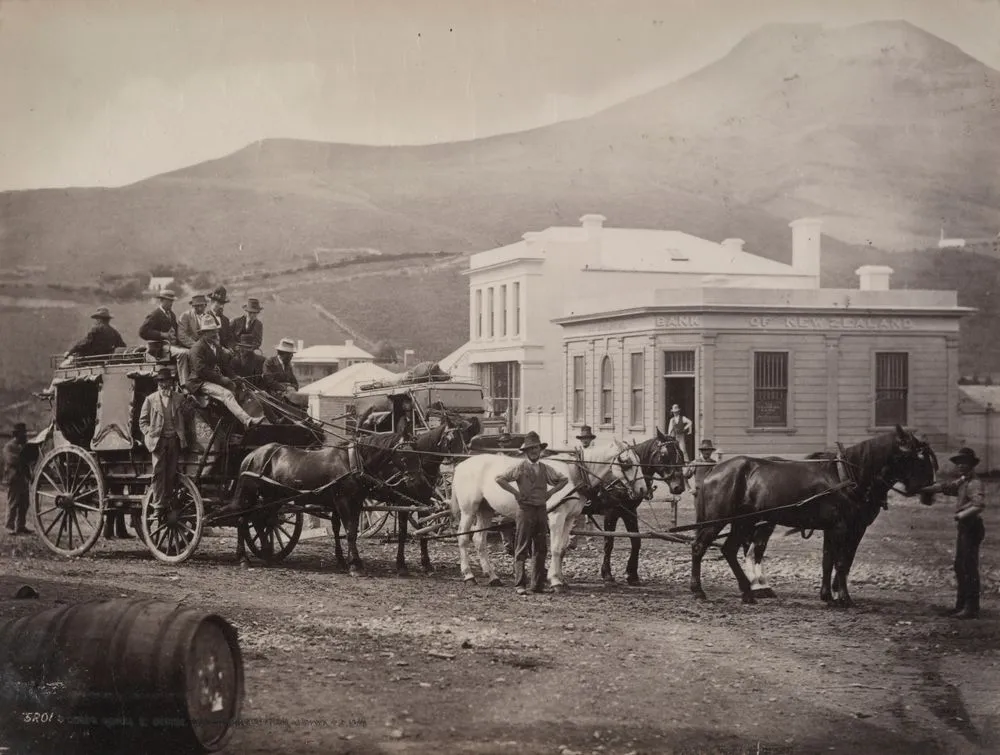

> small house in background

[
  {"left": 291, "top": 340, "right": 375, "bottom": 384},
  {"left": 147, "top": 276, "right": 175, "bottom": 293},
  {"left": 299, "top": 362, "right": 396, "bottom": 424}
]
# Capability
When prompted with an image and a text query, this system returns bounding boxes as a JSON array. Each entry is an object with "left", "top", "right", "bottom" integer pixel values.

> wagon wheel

[
  {"left": 140, "top": 475, "right": 204, "bottom": 564},
  {"left": 30, "top": 446, "right": 106, "bottom": 557},
  {"left": 432, "top": 472, "right": 453, "bottom": 505},
  {"left": 239, "top": 509, "right": 303, "bottom": 564},
  {"left": 360, "top": 502, "right": 391, "bottom": 538}
]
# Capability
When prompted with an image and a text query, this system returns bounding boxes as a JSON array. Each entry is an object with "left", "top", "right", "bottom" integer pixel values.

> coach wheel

[
  {"left": 30, "top": 445, "right": 106, "bottom": 557},
  {"left": 433, "top": 473, "right": 453, "bottom": 505},
  {"left": 360, "top": 503, "right": 390, "bottom": 538},
  {"left": 141, "top": 475, "right": 205, "bottom": 564},
  {"left": 239, "top": 509, "right": 303, "bottom": 564}
]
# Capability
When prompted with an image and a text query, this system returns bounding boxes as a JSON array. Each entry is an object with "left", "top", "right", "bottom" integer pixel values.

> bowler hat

[
  {"left": 91, "top": 306, "right": 113, "bottom": 320},
  {"left": 155, "top": 367, "right": 175, "bottom": 382},
  {"left": 275, "top": 338, "right": 297, "bottom": 353},
  {"left": 237, "top": 333, "right": 258, "bottom": 348},
  {"left": 208, "top": 286, "right": 230, "bottom": 304},
  {"left": 950, "top": 447, "right": 980, "bottom": 467},
  {"left": 699, "top": 439, "right": 716, "bottom": 452},
  {"left": 157, "top": 290, "right": 177, "bottom": 302},
  {"left": 576, "top": 425, "right": 596, "bottom": 441},
  {"left": 189, "top": 294, "right": 207, "bottom": 305},
  {"left": 242, "top": 298, "right": 263, "bottom": 313},
  {"left": 519, "top": 431, "right": 547, "bottom": 452},
  {"left": 13, "top": 422, "right": 27, "bottom": 434}
]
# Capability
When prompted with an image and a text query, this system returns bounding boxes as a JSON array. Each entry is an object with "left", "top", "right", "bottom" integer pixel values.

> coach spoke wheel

[
  {"left": 360, "top": 504, "right": 390, "bottom": 538},
  {"left": 141, "top": 475, "right": 204, "bottom": 564},
  {"left": 240, "top": 510, "right": 303, "bottom": 564},
  {"left": 433, "top": 473, "right": 453, "bottom": 505},
  {"left": 30, "top": 446, "right": 106, "bottom": 557}
]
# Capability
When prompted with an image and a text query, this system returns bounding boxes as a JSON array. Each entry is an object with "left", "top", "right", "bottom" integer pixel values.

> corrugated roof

[
  {"left": 292, "top": 343, "right": 374, "bottom": 362},
  {"left": 299, "top": 362, "right": 395, "bottom": 397}
]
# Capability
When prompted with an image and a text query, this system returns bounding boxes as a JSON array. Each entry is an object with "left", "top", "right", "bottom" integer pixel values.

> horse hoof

[
  {"left": 238, "top": 560, "right": 251, "bottom": 571},
  {"left": 692, "top": 590, "right": 707, "bottom": 601},
  {"left": 349, "top": 568, "right": 362, "bottom": 578},
  {"left": 626, "top": 576, "right": 642, "bottom": 587},
  {"left": 741, "top": 593, "right": 757, "bottom": 605},
  {"left": 488, "top": 577, "right": 503, "bottom": 587},
  {"left": 397, "top": 569, "right": 411, "bottom": 578},
  {"left": 421, "top": 564, "right": 435, "bottom": 575},
  {"left": 551, "top": 583, "right": 567, "bottom": 594},
  {"left": 463, "top": 576, "right": 477, "bottom": 586},
  {"left": 752, "top": 587, "right": 777, "bottom": 599},
  {"left": 820, "top": 591, "right": 833, "bottom": 603},
  {"left": 602, "top": 575, "right": 616, "bottom": 585}
]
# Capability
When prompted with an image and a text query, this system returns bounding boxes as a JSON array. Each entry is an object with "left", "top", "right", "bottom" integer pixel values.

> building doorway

[{"left": 664, "top": 349, "right": 697, "bottom": 461}]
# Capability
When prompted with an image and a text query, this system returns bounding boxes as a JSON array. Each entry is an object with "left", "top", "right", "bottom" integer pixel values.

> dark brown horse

[
  {"left": 691, "top": 426, "right": 937, "bottom": 606},
  {"left": 231, "top": 430, "right": 424, "bottom": 575},
  {"left": 585, "top": 434, "right": 687, "bottom": 585},
  {"left": 353, "top": 413, "right": 480, "bottom": 575}
]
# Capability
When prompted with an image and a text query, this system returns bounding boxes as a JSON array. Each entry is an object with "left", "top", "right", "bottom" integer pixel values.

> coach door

[{"left": 664, "top": 350, "right": 696, "bottom": 460}]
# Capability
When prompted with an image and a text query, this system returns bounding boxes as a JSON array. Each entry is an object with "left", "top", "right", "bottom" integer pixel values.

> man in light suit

[{"left": 139, "top": 367, "right": 188, "bottom": 509}]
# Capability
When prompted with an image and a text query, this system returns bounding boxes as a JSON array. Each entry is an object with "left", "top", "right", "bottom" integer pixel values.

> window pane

[
  {"left": 875, "top": 353, "right": 908, "bottom": 426},
  {"left": 475, "top": 290, "right": 482, "bottom": 338},
  {"left": 753, "top": 352, "right": 788, "bottom": 427},
  {"left": 500, "top": 285, "right": 507, "bottom": 336},
  {"left": 665, "top": 351, "right": 695, "bottom": 374},
  {"left": 487, "top": 289, "right": 495, "bottom": 337}
]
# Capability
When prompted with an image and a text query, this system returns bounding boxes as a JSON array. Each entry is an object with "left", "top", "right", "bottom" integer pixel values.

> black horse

[
  {"left": 691, "top": 426, "right": 937, "bottom": 606},
  {"left": 350, "top": 413, "right": 480, "bottom": 575},
  {"left": 584, "top": 434, "right": 687, "bottom": 585},
  {"left": 230, "top": 430, "right": 424, "bottom": 575}
]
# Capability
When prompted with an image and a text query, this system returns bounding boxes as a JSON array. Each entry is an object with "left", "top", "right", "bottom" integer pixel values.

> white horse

[{"left": 449, "top": 442, "right": 647, "bottom": 591}]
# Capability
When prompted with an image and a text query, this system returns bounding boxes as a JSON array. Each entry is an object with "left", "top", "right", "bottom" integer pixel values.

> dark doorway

[{"left": 665, "top": 376, "right": 696, "bottom": 460}]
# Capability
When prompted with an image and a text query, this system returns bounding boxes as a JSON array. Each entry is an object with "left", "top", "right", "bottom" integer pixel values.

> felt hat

[
  {"left": 208, "top": 286, "right": 230, "bottom": 304},
  {"left": 519, "top": 431, "right": 547, "bottom": 452},
  {"left": 13, "top": 422, "right": 27, "bottom": 434},
  {"left": 155, "top": 367, "right": 175, "bottom": 382},
  {"left": 237, "top": 333, "right": 258, "bottom": 348},
  {"left": 189, "top": 294, "right": 207, "bottom": 305},
  {"left": 90, "top": 306, "right": 113, "bottom": 320},
  {"left": 198, "top": 313, "right": 221, "bottom": 332},
  {"left": 576, "top": 425, "right": 596, "bottom": 441},
  {"left": 275, "top": 338, "right": 297, "bottom": 353},
  {"left": 949, "top": 447, "right": 980, "bottom": 467},
  {"left": 699, "top": 439, "right": 716, "bottom": 452},
  {"left": 242, "top": 298, "right": 263, "bottom": 313},
  {"left": 157, "top": 290, "right": 177, "bottom": 302}
]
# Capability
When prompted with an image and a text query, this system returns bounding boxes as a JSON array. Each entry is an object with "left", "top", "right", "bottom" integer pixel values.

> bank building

[{"left": 443, "top": 214, "right": 970, "bottom": 458}]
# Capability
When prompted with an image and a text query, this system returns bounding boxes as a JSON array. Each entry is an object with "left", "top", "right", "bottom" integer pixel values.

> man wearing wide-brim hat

[
  {"left": 494, "top": 431, "right": 571, "bottom": 595},
  {"left": 139, "top": 290, "right": 180, "bottom": 352},
  {"left": 64, "top": 306, "right": 126, "bottom": 363},
  {"left": 207, "top": 286, "right": 235, "bottom": 350},
  {"left": 919, "top": 446, "right": 987, "bottom": 619},
  {"left": 263, "top": 338, "right": 302, "bottom": 403},
  {"left": 177, "top": 293, "right": 209, "bottom": 349},
  {"left": 185, "top": 313, "right": 262, "bottom": 429},
  {"left": 3, "top": 422, "right": 33, "bottom": 535},
  {"left": 684, "top": 438, "right": 718, "bottom": 496},
  {"left": 139, "top": 367, "right": 188, "bottom": 514},
  {"left": 575, "top": 425, "right": 597, "bottom": 450},
  {"left": 231, "top": 297, "right": 264, "bottom": 352}
]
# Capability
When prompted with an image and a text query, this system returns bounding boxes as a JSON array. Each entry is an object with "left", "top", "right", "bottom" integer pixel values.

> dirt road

[{"left": 1, "top": 495, "right": 997, "bottom": 755}]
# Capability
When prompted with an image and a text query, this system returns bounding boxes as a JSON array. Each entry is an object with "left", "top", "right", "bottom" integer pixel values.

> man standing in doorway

[
  {"left": 494, "top": 431, "right": 570, "bottom": 595},
  {"left": 667, "top": 404, "right": 693, "bottom": 462}
]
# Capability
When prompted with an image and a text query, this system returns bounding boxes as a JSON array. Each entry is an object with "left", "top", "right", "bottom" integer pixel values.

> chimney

[
  {"left": 580, "top": 214, "right": 606, "bottom": 236},
  {"left": 721, "top": 238, "right": 745, "bottom": 253},
  {"left": 856, "top": 265, "right": 894, "bottom": 291},
  {"left": 345, "top": 339, "right": 354, "bottom": 347},
  {"left": 789, "top": 217, "right": 823, "bottom": 279},
  {"left": 578, "top": 214, "right": 606, "bottom": 269},
  {"left": 403, "top": 348, "right": 416, "bottom": 368},
  {"left": 297, "top": 339, "right": 304, "bottom": 351}
]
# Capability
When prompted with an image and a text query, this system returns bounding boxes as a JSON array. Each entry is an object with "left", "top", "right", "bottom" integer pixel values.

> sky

[{"left": 1, "top": 0, "right": 998, "bottom": 191}]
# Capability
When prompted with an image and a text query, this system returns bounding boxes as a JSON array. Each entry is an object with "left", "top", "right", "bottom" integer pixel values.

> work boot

[
  {"left": 956, "top": 596, "right": 980, "bottom": 620},
  {"left": 944, "top": 596, "right": 965, "bottom": 616}
]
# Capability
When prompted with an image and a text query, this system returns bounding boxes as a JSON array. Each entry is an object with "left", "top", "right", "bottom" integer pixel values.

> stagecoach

[{"left": 27, "top": 349, "right": 324, "bottom": 564}]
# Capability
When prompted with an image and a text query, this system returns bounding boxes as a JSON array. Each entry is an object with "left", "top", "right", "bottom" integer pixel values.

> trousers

[
  {"left": 955, "top": 516, "right": 985, "bottom": 606},
  {"left": 512, "top": 505, "right": 548, "bottom": 591},
  {"left": 198, "top": 382, "right": 254, "bottom": 426},
  {"left": 151, "top": 435, "right": 182, "bottom": 507},
  {"left": 5, "top": 479, "right": 29, "bottom": 531}
]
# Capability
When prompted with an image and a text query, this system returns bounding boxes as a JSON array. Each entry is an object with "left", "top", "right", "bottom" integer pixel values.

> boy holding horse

[
  {"left": 494, "top": 431, "right": 570, "bottom": 595},
  {"left": 919, "top": 446, "right": 987, "bottom": 620}
]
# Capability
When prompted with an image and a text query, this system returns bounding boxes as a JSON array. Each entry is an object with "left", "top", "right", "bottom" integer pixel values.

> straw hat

[
  {"left": 275, "top": 338, "right": 297, "bottom": 353},
  {"left": 157, "top": 290, "right": 177, "bottom": 302},
  {"left": 198, "top": 313, "right": 221, "bottom": 332}
]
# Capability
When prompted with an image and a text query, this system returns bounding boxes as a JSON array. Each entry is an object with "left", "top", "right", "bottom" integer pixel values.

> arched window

[{"left": 600, "top": 356, "right": 613, "bottom": 425}]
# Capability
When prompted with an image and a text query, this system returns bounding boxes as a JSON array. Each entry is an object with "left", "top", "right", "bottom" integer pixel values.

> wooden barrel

[{"left": 0, "top": 599, "right": 244, "bottom": 754}]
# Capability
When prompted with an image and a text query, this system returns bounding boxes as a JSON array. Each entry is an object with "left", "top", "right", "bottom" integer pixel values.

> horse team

[{"left": 231, "top": 413, "right": 940, "bottom": 608}]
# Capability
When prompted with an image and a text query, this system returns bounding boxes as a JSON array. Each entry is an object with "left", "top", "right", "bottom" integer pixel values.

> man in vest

[
  {"left": 185, "top": 314, "right": 262, "bottom": 429},
  {"left": 3, "top": 422, "right": 33, "bottom": 535},
  {"left": 494, "top": 431, "right": 570, "bottom": 595},
  {"left": 139, "top": 367, "right": 188, "bottom": 510},
  {"left": 919, "top": 447, "right": 987, "bottom": 619},
  {"left": 177, "top": 293, "right": 208, "bottom": 349},
  {"left": 684, "top": 439, "right": 718, "bottom": 498},
  {"left": 667, "top": 404, "right": 693, "bottom": 462},
  {"left": 231, "top": 298, "right": 264, "bottom": 352}
]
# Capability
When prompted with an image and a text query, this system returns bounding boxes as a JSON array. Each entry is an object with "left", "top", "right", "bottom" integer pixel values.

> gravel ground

[{"left": 1, "top": 490, "right": 998, "bottom": 755}]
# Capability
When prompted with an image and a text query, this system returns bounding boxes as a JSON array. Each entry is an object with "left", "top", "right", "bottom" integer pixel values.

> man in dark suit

[
  {"left": 64, "top": 307, "right": 126, "bottom": 362},
  {"left": 230, "top": 333, "right": 266, "bottom": 387},
  {"left": 263, "top": 338, "right": 308, "bottom": 408},
  {"left": 3, "top": 422, "right": 34, "bottom": 535},
  {"left": 231, "top": 298, "right": 264, "bottom": 352},
  {"left": 139, "top": 367, "right": 188, "bottom": 510},
  {"left": 186, "top": 314, "right": 262, "bottom": 428},
  {"left": 208, "top": 286, "right": 235, "bottom": 351},
  {"left": 139, "top": 290, "right": 180, "bottom": 360}
]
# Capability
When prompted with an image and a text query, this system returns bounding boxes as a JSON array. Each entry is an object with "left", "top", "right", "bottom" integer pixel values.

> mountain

[{"left": 2, "top": 19, "right": 999, "bottom": 395}]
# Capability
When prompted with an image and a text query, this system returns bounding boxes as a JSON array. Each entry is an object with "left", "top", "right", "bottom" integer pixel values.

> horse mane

[{"left": 837, "top": 430, "right": 904, "bottom": 502}]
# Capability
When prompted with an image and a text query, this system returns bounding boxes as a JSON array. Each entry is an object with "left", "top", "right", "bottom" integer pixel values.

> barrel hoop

[
  {"left": 105, "top": 599, "right": 157, "bottom": 717},
  {"left": 155, "top": 603, "right": 195, "bottom": 721}
]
